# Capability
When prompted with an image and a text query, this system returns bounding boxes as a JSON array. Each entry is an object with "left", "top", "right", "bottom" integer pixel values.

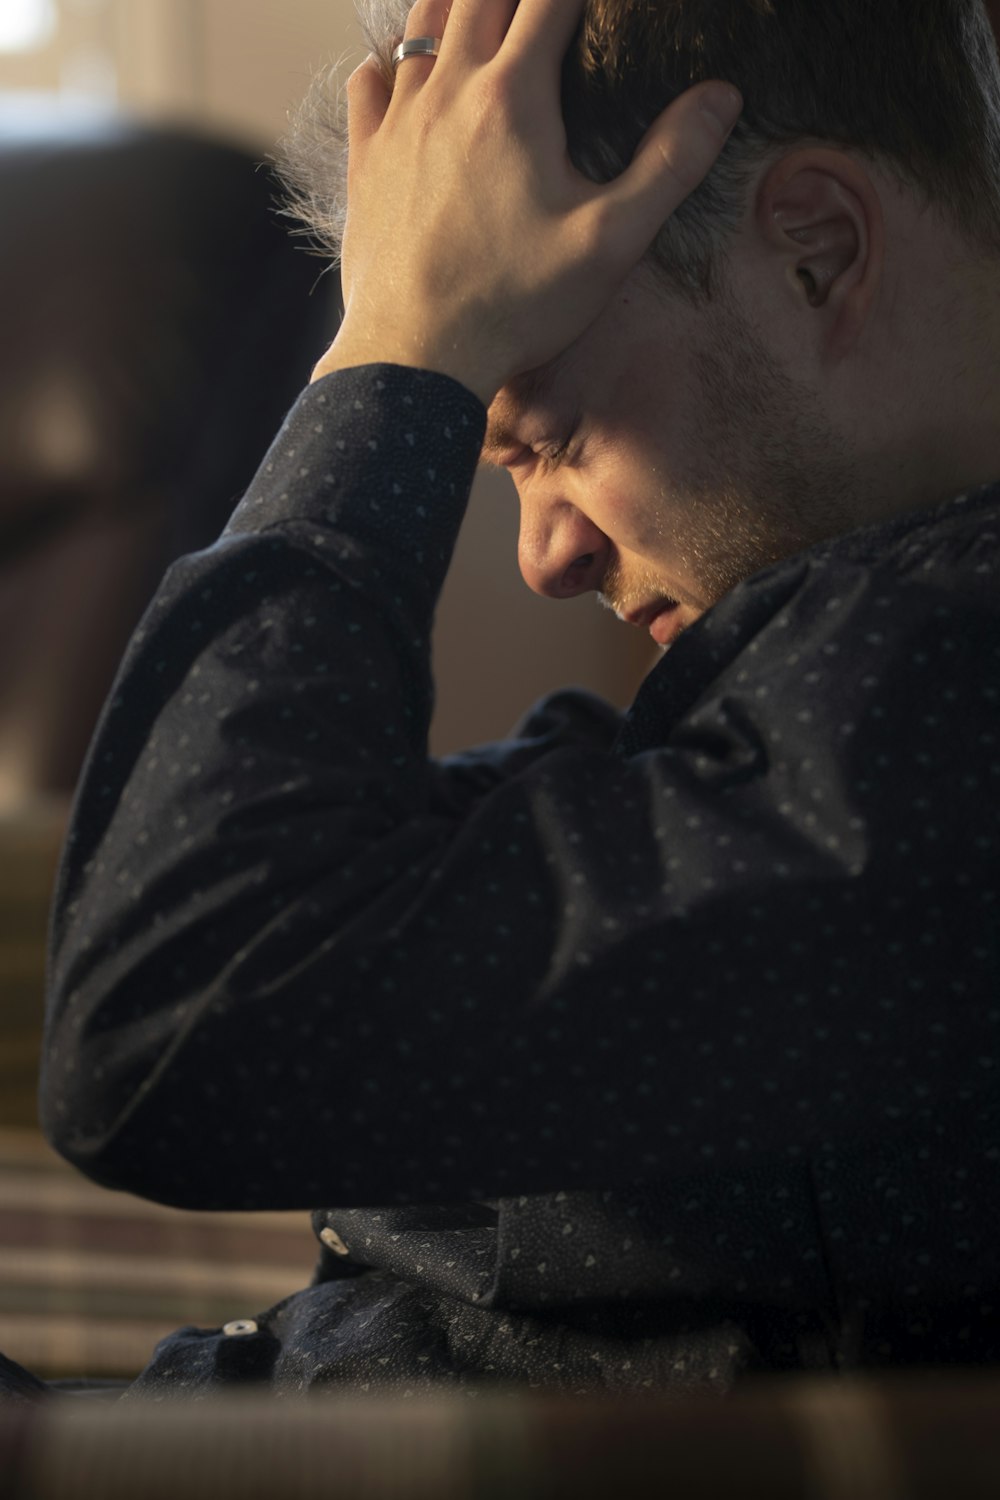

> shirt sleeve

[
  {"left": 40, "top": 364, "right": 1000, "bottom": 1211},
  {"left": 429, "top": 688, "right": 624, "bottom": 819}
]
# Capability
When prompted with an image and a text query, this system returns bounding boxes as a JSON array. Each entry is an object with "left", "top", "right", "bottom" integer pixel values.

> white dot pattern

[{"left": 36, "top": 364, "right": 1000, "bottom": 1400}]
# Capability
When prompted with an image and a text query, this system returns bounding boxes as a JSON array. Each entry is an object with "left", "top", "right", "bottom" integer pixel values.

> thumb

[{"left": 598, "top": 81, "right": 742, "bottom": 257}]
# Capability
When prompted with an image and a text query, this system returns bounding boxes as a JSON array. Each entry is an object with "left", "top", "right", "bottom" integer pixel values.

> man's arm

[
  {"left": 40, "top": 361, "right": 997, "bottom": 1211},
  {"left": 38, "top": 0, "right": 997, "bottom": 1215},
  {"left": 429, "top": 689, "right": 624, "bottom": 820}
]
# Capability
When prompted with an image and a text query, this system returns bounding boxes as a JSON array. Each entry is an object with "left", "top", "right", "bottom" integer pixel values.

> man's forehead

[{"left": 480, "top": 269, "right": 673, "bottom": 460}]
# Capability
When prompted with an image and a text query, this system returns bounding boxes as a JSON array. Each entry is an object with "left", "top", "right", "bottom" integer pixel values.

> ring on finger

[{"left": 392, "top": 36, "right": 442, "bottom": 69}]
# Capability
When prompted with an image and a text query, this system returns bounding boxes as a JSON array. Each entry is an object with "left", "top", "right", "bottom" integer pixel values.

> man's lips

[
  {"left": 648, "top": 603, "right": 686, "bottom": 647},
  {"left": 624, "top": 600, "right": 689, "bottom": 647}
]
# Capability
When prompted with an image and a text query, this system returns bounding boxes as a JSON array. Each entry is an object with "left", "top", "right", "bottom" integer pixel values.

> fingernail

[{"left": 701, "top": 86, "right": 743, "bottom": 138}]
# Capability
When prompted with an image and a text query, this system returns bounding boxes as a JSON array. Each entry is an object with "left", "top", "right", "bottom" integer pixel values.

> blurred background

[
  {"left": 0, "top": 0, "right": 656, "bottom": 822},
  {"left": 0, "top": 0, "right": 655, "bottom": 1383}
]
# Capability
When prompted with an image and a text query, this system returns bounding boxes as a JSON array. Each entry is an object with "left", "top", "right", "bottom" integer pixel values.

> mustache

[{"left": 596, "top": 553, "right": 679, "bottom": 618}]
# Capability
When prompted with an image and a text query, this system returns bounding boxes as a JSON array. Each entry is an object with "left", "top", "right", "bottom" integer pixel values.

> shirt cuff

[{"left": 224, "top": 363, "right": 488, "bottom": 567}]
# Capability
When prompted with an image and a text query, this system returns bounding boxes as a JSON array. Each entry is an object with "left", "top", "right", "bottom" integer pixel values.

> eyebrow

[{"left": 479, "top": 362, "right": 562, "bottom": 467}]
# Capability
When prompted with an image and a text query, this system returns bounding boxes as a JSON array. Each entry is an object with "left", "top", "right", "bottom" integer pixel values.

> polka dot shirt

[{"left": 39, "top": 365, "right": 1000, "bottom": 1399}]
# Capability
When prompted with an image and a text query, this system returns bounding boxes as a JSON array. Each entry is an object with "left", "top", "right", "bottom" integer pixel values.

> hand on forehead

[{"left": 313, "top": 0, "right": 742, "bottom": 406}]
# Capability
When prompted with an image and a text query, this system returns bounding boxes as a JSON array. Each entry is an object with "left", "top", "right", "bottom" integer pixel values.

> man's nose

[{"left": 517, "top": 497, "right": 610, "bottom": 599}]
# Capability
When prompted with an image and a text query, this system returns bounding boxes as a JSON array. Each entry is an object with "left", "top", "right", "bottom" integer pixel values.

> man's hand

[{"left": 312, "top": 0, "right": 742, "bottom": 407}]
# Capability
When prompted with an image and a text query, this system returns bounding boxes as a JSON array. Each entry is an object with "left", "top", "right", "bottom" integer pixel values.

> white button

[
  {"left": 320, "top": 1226, "right": 350, "bottom": 1256},
  {"left": 222, "top": 1319, "right": 258, "bottom": 1337}
]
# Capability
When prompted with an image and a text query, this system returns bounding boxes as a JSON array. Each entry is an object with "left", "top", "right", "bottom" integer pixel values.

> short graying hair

[{"left": 275, "top": 0, "right": 1000, "bottom": 311}]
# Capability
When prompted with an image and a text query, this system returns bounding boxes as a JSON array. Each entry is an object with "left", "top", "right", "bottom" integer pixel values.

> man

[{"left": 22, "top": 0, "right": 1000, "bottom": 1398}]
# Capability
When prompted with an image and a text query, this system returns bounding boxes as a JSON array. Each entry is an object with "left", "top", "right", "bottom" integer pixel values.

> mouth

[{"left": 623, "top": 599, "right": 689, "bottom": 648}]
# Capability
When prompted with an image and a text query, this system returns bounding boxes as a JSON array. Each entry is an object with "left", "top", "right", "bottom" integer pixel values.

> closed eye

[
  {"left": 534, "top": 409, "right": 582, "bottom": 472},
  {"left": 533, "top": 439, "right": 569, "bottom": 468}
]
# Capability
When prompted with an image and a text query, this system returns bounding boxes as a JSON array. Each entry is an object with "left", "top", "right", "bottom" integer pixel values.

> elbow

[
  {"left": 41, "top": 952, "right": 227, "bottom": 1208},
  {"left": 38, "top": 1035, "right": 212, "bottom": 1210},
  {"left": 38, "top": 1035, "right": 278, "bottom": 1211},
  {"left": 40, "top": 1100, "right": 220, "bottom": 1210},
  {"left": 39, "top": 1064, "right": 167, "bottom": 1203}
]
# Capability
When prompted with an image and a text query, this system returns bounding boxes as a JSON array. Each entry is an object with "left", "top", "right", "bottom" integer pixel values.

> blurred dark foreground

[{"left": 3, "top": 1373, "right": 1000, "bottom": 1499}]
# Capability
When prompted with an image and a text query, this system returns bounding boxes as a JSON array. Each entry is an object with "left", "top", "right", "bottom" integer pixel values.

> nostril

[{"left": 557, "top": 553, "right": 598, "bottom": 596}]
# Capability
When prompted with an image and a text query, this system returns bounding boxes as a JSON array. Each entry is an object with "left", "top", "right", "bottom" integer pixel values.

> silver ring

[{"left": 391, "top": 37, "right": 442, "bottom": 69}]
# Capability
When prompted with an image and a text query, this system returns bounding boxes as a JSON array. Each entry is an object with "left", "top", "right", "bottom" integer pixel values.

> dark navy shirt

[{"left": 39, "top": 365, "right": 1000, "bottom": 1398}]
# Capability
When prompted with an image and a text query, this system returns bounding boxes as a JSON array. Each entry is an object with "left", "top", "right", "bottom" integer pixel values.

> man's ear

[{"left": 756, "top": 147, "right": 884, "bottom": 360}]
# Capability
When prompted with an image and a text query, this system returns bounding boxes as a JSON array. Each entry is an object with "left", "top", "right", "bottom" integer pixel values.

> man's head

[
  {"left": 280, "top": 0, "right": 1000, "bottom": 639},
  {"left": 561, "top": 0, "right": 1000, "bottom": 310}
]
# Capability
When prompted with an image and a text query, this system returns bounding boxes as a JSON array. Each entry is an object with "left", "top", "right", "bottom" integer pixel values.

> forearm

[{"left": 41, "top": 364, "right": 487, "bottom": 1206}]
